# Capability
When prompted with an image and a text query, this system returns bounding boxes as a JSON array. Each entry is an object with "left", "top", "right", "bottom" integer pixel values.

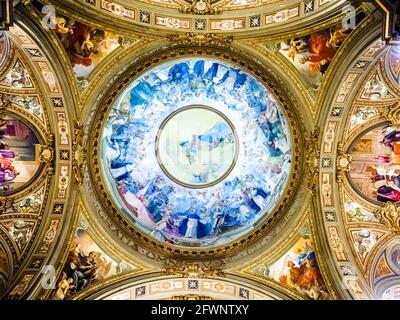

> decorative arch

[{"left": 77, "top": 272, "right": 297, "bottom": 300}]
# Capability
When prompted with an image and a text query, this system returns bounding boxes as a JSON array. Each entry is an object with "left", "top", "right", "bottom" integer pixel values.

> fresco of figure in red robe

[{"left": 53, "top": 16, "right": 121, "bottom": 80}]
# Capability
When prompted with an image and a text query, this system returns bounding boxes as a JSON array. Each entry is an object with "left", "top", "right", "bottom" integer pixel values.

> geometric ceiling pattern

[{"left": 0, "top": 0, "right": 399, "bottom": 300}]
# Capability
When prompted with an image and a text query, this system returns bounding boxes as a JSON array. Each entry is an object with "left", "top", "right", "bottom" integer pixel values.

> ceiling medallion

[
  {"left": 179, "top": 0, "right": 222, "bottom": 15},
  {"left": 38, "top": 134, "right": 55, "bottom": 176},
  {"left": 336, "top": 142, "right": 352, "bottom": 183}
]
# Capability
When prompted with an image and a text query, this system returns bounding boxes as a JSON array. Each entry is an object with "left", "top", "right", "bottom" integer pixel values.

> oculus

[
  {"left": 101, "top": 58, "right": 292, "bottom": 247},
  {"left": 349, "top": 124, "right": 400, "bottom": 203}
]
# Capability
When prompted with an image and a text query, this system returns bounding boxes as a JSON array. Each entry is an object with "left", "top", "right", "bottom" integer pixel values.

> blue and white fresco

[{"left": 102, "top": 58, "right": 292, "bottom": 246}]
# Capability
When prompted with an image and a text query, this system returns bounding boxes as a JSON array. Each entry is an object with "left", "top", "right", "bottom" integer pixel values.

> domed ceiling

[{"left": 0, "top": 0, "right": 399, "bottom": 302}]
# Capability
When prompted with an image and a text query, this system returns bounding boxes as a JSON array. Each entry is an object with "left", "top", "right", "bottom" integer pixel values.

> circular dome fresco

[
  {"left": 348, "top": 124, "right": 400, "bottom": 204},
  {"left": 101, "top": 58, "right": 292, "bottom": 247}
]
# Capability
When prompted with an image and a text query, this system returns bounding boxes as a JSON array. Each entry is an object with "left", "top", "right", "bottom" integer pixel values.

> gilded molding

[
  {"left": 239, "top": 211, "right": 308, "bottom": 271},
  {"left": 0, "top": 17, "right": 76, "bottom": 300},
  {"left": 40, "top": 0, "right": 351, "bottom": 36},
  {"left": 179, "top": 0, "right": 222, "bottom": 15},
  {"left": 0, "top": 0, "right": 13, "bottom": 30},
  {"left": 7, "top": 0, "right": 392, "bottom": 301}
]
